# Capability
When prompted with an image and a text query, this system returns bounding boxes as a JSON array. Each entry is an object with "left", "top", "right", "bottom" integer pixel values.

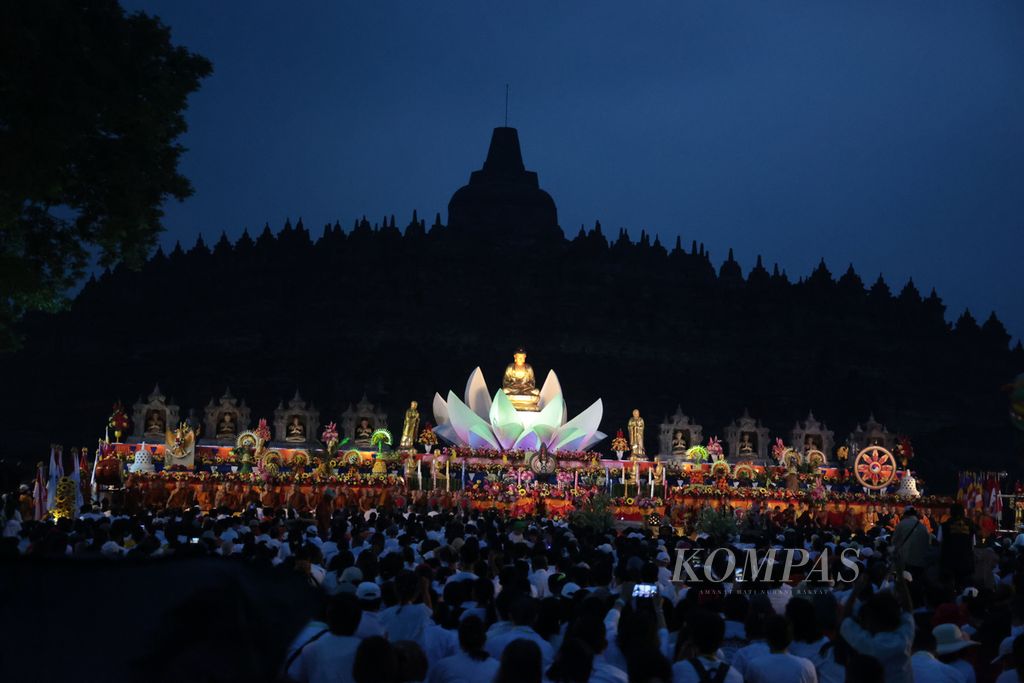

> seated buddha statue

[
  {"left": 671, "top": 430, "right": 688, "bottom": 457},
  {"left": 286, "top": 415, "right": 306, "bottom": 443},
  {"left": 502, "top": 348, "right": 540, "bottom": 412},
  {"left": 216, "top": 412, "right": 237, "bottom": 439}
]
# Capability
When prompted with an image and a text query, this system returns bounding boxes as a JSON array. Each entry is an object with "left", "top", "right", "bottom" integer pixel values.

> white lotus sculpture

[{"left": 432, "top": 367, "right": 605, "bottom": 453}]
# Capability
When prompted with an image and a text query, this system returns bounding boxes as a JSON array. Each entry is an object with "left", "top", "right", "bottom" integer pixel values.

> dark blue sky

[{"left": 126, "top": 1, "right": 1024, "bottom": 339}]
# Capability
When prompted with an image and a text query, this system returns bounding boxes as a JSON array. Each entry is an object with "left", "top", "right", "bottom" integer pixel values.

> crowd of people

[{"left": 3, "top": 482, "right": 1024, "bottom": 683}]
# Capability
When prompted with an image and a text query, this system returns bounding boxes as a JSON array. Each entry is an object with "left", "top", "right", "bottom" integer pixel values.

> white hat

[
  {"left": 305, "top": 525, "right": 318, "bottom": 536},
  {"left": 560, "top": 582, "right": 582, "bottom": 598},
  {"left": 656, "top": 550, "right": 671, "bottom": 563},
  {"left": 356, "top": 582, "right": 382, "bottom": 601},
  {"left": 340, "top": 567, "right": 363, "bottom": 584},
  {"left": 992, "top": 635, "right": 1014, "bottom": 664},
  {"left": 933, "top": 624, "right": 979, "bottom": 655},
  {"left": 597, "top": 543, "right": 614, "bottom": 555}
]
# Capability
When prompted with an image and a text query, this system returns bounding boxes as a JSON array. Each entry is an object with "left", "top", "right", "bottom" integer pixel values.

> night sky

[{"left": 125, "top": 1, "right": 1023, "bottom": 339}]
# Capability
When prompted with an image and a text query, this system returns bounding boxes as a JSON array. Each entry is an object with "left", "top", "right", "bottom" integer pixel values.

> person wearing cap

[
  {"left": 934, "top": 623, "right": 979, "bottom": 683},
  {"left": 995, "top": 634, "right": 1024, "bottom": 683},
  {"left": 354, "top": 582, "right": 386, "bottom": 638},
  {"left": 910, "top": 614, "right": 965, "bottom": 683}
]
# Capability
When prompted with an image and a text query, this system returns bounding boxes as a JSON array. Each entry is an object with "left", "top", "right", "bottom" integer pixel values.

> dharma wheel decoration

[{"left": 854, "top": 446, "right": 898, "bottom": 490}]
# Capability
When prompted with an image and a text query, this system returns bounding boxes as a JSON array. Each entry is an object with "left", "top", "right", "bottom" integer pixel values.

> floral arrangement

[
  {"left": 418, "top": 424, "right": 438, "bottom": 447},
  {"left": 707, "top": 436, "right": 724, "bottom": 460},
  {"left": 108, "top": 402, "right": 130, "bottom": 440},
  {"left": 610, "top": 430, "right": 629, "bottom": 453},
  {"left": 772, "top": 437, "right": 787, "bottom": 463},
  {"left": 321, "top": 422, "right": 339, "bottom": 447},
  {"left": 255, "top": 419, "right": 272, "bottom": 443},
  {"left": 556, "top": 470, "right": 574, "bottom": 486},
  {"left": 896, "top": 435, "right": 914, "bottom": 467}
]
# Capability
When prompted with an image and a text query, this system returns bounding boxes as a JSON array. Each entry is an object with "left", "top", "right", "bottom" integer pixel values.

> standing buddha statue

[
  {"left": 628, "top": 409, "right": 646, "bottom": 458},
  {"left": 400, "top": 401, "right": 420, "bottom": 449}
]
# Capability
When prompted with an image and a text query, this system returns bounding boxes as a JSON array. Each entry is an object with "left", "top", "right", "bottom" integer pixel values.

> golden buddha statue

[
  {"left": 628, "top": 409, "right": 645, "bottom": 458},
  {"left": 400, "top": 401, "right": 420, "bottom": 449},
  {"left": 653, "top": 457, "right": 665, "bottom": 482},
  {"left": 502, "top": 348, "right": 540, "bottom": 411}
]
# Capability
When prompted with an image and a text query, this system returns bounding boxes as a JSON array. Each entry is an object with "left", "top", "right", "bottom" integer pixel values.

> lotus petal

[
  {"left": 493, "top": 422, "right": 524, "bottom": 450},
  {"left": 532, "top": 394, "right": 565, "bottom": 431},
  {"left": 489, "top": 390, "right": 519, "bottom": 429},
  {"left": 532, "top": 424, "right": 558, "bottom": 449},
  {"left": 432, "top": 392, "right": 450, "bottom": 427},
  {"left": 433, "top": 422, "right": 459, "bottom": 445},
  {"left": 552, "top": 399, "right": 603, "bottom": 452},
  {"left": 513, "top": 430, "right": 541, "bottom": 451},
  {"left": 468, "top": 424, "right": 501, "bottom": 450},
  {"left": 446, "top": 391, "right": 493, "bottom": 446},
  {"left": 539, "top": 370, "right": 567, "bottom": 422},
  {"left": 464, "top": 367, "right": 492, "bottom": 421},
  {"left": 581, "top": 430, "right": 607, "bottom": 451},
  {"left": 554, "top": 427, "right": 588, "bottom": 451}
]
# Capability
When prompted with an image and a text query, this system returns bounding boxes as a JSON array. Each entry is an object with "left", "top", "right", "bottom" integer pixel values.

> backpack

[{"left": 689, "top": 657, "right": 730, "bottom": 683}]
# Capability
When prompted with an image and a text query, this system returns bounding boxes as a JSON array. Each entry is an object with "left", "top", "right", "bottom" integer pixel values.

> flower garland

[{"left": 108, "top": 402, "right": 130, "bottom": 440}]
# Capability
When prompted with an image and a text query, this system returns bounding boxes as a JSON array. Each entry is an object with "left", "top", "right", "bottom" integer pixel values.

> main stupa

[{"left": 447, "top": 127, "right": 562, "bottom": 242}]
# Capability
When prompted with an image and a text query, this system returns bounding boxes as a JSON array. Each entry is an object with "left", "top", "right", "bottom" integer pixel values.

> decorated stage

[
  {"left": 71, "top": 351, "right": 958, "bottom": 525},
  {"left": 100, "top": 440, "right": 952, "bottom": 525}
]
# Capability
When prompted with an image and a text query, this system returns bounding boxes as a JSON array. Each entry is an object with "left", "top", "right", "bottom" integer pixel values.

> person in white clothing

[
  {"left": 910, "top": 617, "right": 967, "bottom": 683},
  {"left": 484, "top": 595, "right": 555, "bottom": 668},
  {"left": 995, "top": 634, "right": 1024, "bottom": 683},
  {"left": 289, "top": 593, "right": 362, "bottom": 683},
  {"left": 933, "top": 623, "right": 979, "bottom": 683},
  {"left": 428, "top": 616, "right": 500, "bottom": 683},
  {"left": 377, "top": 571, "right": 434, "bottom": 646},
  {"left": 354, "top": 581, "right": 386, "bottom": 638},
  {"left": 671, "top": 611, "right": 743, "bottom": 683},
  {"left": 839, "top": 572, "right": 915, "bottom": 683},
  {"left": 745, "top": 614, "right": 818, "bottom": 683},
  {"left": 570, "top": 615, "right": 628, "bottom": 683},
  {"left": 729, "top": 601, "right": 774, "bottom": 675},
  {"left": 786, "top": 597, "right": 842, "bottom": 683}
]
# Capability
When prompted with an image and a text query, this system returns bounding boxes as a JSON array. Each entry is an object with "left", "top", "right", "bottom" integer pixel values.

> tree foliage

[{"left": 0, "top": 0, "right": 211, "bottom": 349}]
